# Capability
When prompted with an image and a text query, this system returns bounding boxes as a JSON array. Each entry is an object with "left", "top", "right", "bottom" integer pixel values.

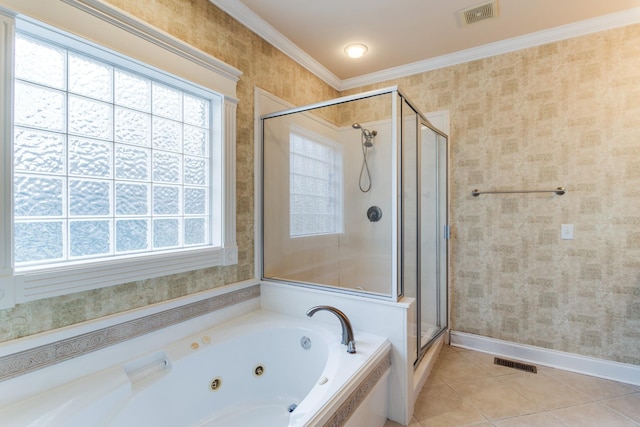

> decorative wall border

[
  {"left": 323, "top": 350, "right": 392, "bottom": 427},
  {"left": 0, "top": 284, "right": 260, "bottom": 382}
]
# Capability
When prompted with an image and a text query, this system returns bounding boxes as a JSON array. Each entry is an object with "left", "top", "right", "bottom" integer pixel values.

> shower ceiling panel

[{"left": 210, "top": 0, "right": 640, "bottom": 80}]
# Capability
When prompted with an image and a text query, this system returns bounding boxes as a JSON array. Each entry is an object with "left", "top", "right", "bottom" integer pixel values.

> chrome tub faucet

[{"left": 306, "top": 305, "right": 356, "bottom": 354}]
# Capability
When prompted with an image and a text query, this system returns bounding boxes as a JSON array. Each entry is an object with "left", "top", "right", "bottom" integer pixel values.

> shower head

[
  {"left": 361, "top": 128, "right": 376, "bottom": 147},
  {"left": 352, "top": 123, "right": 376, "bottom": 147}
]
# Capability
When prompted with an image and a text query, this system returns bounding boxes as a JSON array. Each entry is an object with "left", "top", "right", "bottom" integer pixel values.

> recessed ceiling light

[{"left": 344, "top": 43, "right": 368, "bottom": 59}]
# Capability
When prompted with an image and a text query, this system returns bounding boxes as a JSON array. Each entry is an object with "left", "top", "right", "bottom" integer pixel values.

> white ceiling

[{"left": 211, "top": 0, "right": 640, "bottom": 89}]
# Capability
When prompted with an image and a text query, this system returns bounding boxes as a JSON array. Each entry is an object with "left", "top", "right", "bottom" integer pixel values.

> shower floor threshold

[{"left": 420, "top": 325, "right": 441, "bottom": 348}]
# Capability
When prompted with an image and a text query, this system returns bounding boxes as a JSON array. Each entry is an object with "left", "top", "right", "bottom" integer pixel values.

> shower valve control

[{"left": 367, "top": 206, "right": 382, "bottom": 222}]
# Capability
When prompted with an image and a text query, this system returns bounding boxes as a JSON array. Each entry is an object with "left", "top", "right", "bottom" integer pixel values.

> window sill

[{"left": 0, "top": 245, "right": 237, "bottom": 309}]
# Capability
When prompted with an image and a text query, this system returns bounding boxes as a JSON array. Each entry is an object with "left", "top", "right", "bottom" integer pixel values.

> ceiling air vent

[{"left": 459, "top": 1, "right": 499, "bottom": 26}]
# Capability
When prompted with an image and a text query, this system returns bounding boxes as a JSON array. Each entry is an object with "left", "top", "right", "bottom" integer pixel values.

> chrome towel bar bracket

[{"left": 472, "top": 187, "right": 566, "bottom": 197}]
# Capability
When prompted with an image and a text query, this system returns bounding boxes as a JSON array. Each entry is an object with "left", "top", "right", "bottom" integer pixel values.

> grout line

[{"left": 595, "top": 401, "right": 640, "bottom": 426}]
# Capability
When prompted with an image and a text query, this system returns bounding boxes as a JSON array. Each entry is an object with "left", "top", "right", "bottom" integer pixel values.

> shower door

[{"left": 417, "top": 120, "right": 448, "bottom": 360}]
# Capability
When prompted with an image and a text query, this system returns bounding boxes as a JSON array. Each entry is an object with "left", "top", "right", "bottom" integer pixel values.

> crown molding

[
  {"left": 209, "top": 0, "right": 341, "bottom": 90},
  {"left": 340, "top": 7, "right": 640, "bottom": 90},
  {"left": 210, "top": 1, "right": 640, "bottom": 92},
  {"left": 62, "top": 0, "right": 242, "bottom": 83}
]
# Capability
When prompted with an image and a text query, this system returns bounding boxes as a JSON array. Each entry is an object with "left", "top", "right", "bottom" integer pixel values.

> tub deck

[{"left": 0, "top": 309, "right": 391, "bottom": 427}]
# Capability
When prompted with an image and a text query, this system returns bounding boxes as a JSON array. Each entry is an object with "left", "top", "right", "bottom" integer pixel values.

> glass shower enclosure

[{"left": 260, "top": 86, "right": 448, "bottom": 362}]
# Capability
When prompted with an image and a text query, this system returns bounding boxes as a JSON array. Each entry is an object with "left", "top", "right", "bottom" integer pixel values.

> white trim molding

[
  {"left": 223, "top": 98, "right": 238, "bottom": 266},
  {"left": 17, "top": 249, "right": 224, "bottom": 302},
  {"left": 0, "top": 10, "right": 14, "bottom": 282},
  {"left": 0, "top": 0, "right": 242, "bottom": 98},
  {"left": 0, "top": 276, "right": 16, "bottom": 310},
  {"left": 450, "top": 331, "right": 640, "bottom": 387},
  {"left": 60, "top": 0, "right": 241, "bottom": 87},
  {"left": 209, "top": 0, "right": 640, "bottom": 91},
  {"left": 341, "top": 7, "right": 640, "bottom": 90},
  {"left": 0, "top": 9, "right": 14, "bottom": 310},
  {"left": 209, "top": 0, "right": 341, "bottom": 90}
]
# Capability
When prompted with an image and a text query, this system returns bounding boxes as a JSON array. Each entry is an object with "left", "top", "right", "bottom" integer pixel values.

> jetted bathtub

[{"left": 0, "top": 310, "right": 391, "bottom": 427}]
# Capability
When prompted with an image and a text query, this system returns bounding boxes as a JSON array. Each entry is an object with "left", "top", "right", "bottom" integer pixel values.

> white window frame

[
  {"left": 0, "top": 0, "right": 242, "bottom": 309},
  {"left": 289, "top": 125, "right": 343, "bottom": 238}
]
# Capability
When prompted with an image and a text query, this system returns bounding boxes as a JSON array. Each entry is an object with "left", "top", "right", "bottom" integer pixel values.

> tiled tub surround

[{"left": 0, "top": 300, "right": 391, "bottom": 427}]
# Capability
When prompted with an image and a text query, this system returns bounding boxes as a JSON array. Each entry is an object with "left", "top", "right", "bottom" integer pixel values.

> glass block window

[
  {"left": 13, "top": 32, "right": 214, "bottom": 267},
  {"left": 289, "top": 127, "right": 342, "bottom": 237}
]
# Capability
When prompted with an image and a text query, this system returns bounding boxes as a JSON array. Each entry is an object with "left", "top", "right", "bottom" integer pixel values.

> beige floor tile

[
  {"left": 431, "top": 352, "right": 493, "bottom": 384},
  {"left": 551, "top": 402, "right": 639, "bottom": 427},
  {"left": 448, "top": 377, "right": 542, "bottom": 420},
  {"left": 498, "top": 370, "right": 592, "bottom": 410},
  {"left": 413, "top": 350, "right": 639, "bottom": 427},
  {"left": 424, "top": 373, "right": 447, "bottom": 388},
  {"left": 493, "top": 412, "right": 566, "bottom": 427},
  {"left": 413, "top": 383, "right": 489, "bottom": 426},
  {"left": 440, "top": 344, "right": 460, "bottom": 354},
  {"left": 601, "top": 393, "right": 640, "bottom": 423},
  {"left": 384, "top": 416, "right": 422, "bottom": 427},
  {"left": 438, "top": 348, "right": 463, "bottom": 360},
  {"left": 547, "top": 367, "right": 638, "bottom": 400}
]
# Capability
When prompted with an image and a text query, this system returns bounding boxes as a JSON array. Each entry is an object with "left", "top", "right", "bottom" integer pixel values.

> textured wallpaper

[
  {"left": 0, "top": 0, "right": 338, "bottom": 342},
  {"left": 1, "top": 0, "right": 638, "bottom": 367},
  {"left": 346, "top": 24, "right": 640, "bottom": 365}
]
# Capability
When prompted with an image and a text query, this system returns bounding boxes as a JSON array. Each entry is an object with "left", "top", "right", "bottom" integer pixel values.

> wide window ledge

[{"left": 0, "top": 246, "right": 239, "bottom": 309}]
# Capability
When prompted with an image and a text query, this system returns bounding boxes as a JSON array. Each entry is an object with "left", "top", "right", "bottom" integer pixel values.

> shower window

[{"left": 289, "top": 126, "right": 343, "bottom": 237}]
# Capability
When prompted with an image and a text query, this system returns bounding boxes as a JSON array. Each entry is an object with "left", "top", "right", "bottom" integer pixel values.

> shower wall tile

[
  {"left": 344, "top": 23, "right": 640, "bottom": 366},
  {"left": 0, "top": 0, "right": 338, "bottom": 343}
]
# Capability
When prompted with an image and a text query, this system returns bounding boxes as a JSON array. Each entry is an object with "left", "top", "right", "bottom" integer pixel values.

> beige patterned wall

[
  {"left": 0, "top": 0, "right": 338, "bottom": 343},
  {"left": 345, "top": 24, "right": 640, "bottom": 365},
  {"left": 1, "top": 0, "right": 638, "bottom": 368}
]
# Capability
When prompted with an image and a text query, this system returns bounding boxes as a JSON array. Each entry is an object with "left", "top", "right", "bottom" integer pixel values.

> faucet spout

[{"left": 306, "top": 305, "right": 356, "bottom": 354}]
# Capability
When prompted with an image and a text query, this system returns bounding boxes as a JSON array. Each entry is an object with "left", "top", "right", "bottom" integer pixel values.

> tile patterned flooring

[{"left": 384, "top": 345, "right": 640, "bottom": 427}]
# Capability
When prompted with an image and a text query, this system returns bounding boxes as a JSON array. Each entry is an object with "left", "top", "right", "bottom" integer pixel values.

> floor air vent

[
  {"left": 459, "top": 1, "right": 499, "bottom": 26},
  {"left": 494, "top": 357, "right": 537, "bottom": 373}
]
